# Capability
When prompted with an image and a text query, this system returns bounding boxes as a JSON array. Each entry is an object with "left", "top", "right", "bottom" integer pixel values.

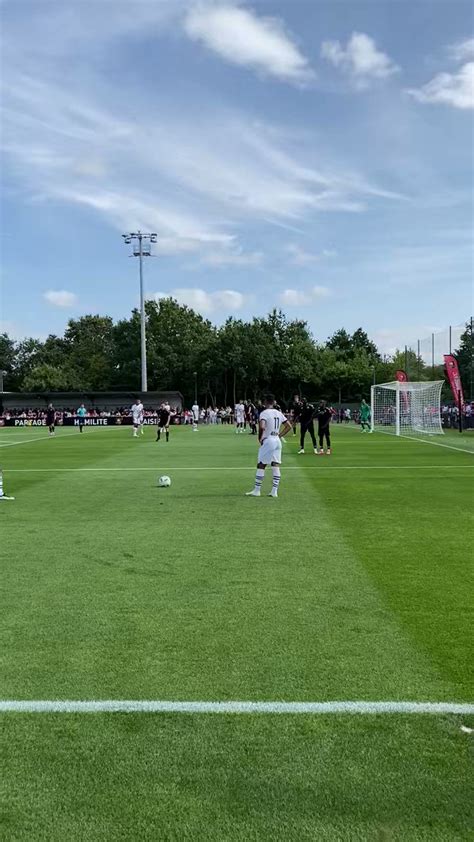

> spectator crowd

[{"left": 2, "top": 401, "right": 473, "bottom": 428}]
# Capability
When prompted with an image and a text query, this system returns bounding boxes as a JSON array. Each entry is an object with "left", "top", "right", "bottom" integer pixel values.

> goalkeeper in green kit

[{"left": 360, "top": 399, "right": 371, "bottom": 432}]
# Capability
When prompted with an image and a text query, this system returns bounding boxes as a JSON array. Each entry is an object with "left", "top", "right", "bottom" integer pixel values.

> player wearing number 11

[{"left": 246, "top": 395, "right": 292, "bottom": 498}]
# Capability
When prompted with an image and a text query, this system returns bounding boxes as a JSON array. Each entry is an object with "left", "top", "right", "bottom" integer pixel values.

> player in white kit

[
  {"left": 191, "top": 402, "right": 199, "bottom": 431},
  {"left": 131, "top": 400, "right": 144, "bottom": 437},
  {"left": 246, "top": 395, "right": 292, "bottom": 498},
  {"left": 235, "top": 401, "right": 245, "bottom": 433}
]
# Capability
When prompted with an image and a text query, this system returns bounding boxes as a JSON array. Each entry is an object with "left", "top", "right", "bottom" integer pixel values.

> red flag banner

[{"left": 444, "top": 355, "right": 464, "bottom": 407}]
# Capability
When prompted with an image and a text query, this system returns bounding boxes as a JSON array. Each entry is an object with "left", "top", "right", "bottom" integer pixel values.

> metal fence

[{"left": 408, "top": 324, "right": 465, "bottom": 368}]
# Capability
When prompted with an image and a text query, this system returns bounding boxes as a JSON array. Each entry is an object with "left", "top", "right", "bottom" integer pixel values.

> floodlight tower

[{"left": 122, "top": 231, "right": 157, "bottom": 392}]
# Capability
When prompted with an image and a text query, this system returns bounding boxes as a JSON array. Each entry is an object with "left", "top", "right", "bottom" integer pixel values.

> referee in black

[
  {"left": 46, "top": 403, "right": 56, "bottom": 437},
  {"left": 156, "top": 403, "right": 171, "bottom": 442},
  {"left": 298, "top": 398, "right": 317, "bottom": 454}
]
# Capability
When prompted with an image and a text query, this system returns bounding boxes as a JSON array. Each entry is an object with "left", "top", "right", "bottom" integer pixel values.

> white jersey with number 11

[{"left": 259, "top": 409, "right": 286, "bottom": 441}]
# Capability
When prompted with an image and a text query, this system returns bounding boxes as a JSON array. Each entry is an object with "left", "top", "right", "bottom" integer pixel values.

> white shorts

[
  {"left": 236, "top": 415, "right": 245, "bottom": 424},
  {"left": 258, "top": 435, "right": 282, "bottom": 465}
]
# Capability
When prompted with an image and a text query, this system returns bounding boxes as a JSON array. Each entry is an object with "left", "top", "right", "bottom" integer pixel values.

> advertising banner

[
  {"left": 444, "top": 355, "right": 464, "bottom": 408},
  {"left": 2, "top": 415, "right": 183, "bottom": 427}
]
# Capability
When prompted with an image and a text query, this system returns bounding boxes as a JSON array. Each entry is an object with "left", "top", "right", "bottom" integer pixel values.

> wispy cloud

[
  {"left": 278, "top": 286, "right": 331, "bottom": 306},
  {"left": 200, "top": 249, "right": 264, "bottom": 267},
  {"left": 152, "top": 288, "right": 246, "bottom": 315},
  {"left": 184, "top": 3, "right": 314, "bottom": 85},
  {"left": 43, "top": 290, "right": 78, "bottom": 308},
  {"left": 286, "top": 244, "right": 337, "bottom": 266},
  {"left": 321, "top": 32, "right": 399, "bottom": 88},
  {"left": 1, "top": 72, "right": 402, "bottom": 253}
]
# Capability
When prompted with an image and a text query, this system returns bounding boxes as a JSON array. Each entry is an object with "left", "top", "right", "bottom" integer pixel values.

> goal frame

[{"left": 370, "top": 381, "right": 444, "bottom": 437}]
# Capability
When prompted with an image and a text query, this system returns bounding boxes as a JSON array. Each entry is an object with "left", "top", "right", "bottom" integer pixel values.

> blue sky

[{"left": 1, "top": 0, "right": 472, "bottom": 353}]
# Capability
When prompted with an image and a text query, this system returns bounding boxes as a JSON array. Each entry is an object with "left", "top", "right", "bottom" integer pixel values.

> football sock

[
  {"left": 254, "top": 468, "right": 265, "bottom": 492},
  {"left": 271, "top": 466, "right": 281, "bottom": 493}
]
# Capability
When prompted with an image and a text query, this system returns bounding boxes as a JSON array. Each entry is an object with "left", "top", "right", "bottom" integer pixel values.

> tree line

[{"left": 1, "top": 300, "right": 472, "bottom": 405}]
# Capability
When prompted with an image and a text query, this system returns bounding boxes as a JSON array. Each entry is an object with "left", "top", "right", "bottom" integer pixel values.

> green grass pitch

[{"left": 1, "top": 422, "right": 473, "bottom": 840}]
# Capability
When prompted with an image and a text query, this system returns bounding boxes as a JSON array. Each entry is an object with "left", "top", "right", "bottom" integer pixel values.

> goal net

[{"left": 370, "top": 381, "right": 444, "bottom": 437}]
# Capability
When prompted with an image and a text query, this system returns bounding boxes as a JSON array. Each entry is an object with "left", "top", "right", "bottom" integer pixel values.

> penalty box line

[{"left": 0, "top": 700, "right": 473, "bottom": 715}]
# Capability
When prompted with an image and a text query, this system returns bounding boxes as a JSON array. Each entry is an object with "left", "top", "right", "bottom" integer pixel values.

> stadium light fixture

[{"left": 121, "top": 231, "right": 158, "bottom": 392}]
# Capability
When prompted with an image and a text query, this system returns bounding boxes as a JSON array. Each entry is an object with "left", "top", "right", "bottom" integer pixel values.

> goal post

[{"left": 370, "top": 381, "right": 444, "bottom": 437}]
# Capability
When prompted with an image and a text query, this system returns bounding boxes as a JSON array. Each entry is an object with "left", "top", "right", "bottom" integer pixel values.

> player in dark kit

[
  {"left": 298, "top": 399, "right": 317, "bottom": 454},
  {"left": 316, "top": 400, "right": 332, "bottom": 455},
  {"left": 249, "top": 403, "right": 259, "bottom": 435},
  {"left": 156, "top": 403, "right": 171, "bottom": 442},
  {"left": 46, "top": 403, "right": 56, "bottom": 436},
  {"left": 290, "top": 394, "right": 302, "bottom": 436}
]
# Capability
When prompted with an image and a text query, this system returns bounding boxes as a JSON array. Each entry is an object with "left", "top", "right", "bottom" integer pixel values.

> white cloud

[
  {"left": 151, "top": 287, "right": 246, "bottom": 314},
  {"left": 406, "top": 62, "right": 474, "bottom": 110},
  {"left": 449, "top": 38, "right": 474, "bottom": 62},
  {"left": 286, "top": 243, "right": 337, "bottom": 266},
  {"left": 321, "top": 32, "right": 399, "bottom": 88},
  {"left": 278, "top": 285, "right": 330, "bottom": 306},
  {"left": 184, "top": 3, "right": 314, "bottom": 85},
  {"left": 43, "top": 290, "right": 78, "bottom": 308}
]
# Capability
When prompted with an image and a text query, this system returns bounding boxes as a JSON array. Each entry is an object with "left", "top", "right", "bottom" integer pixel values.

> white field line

[
  {"left": 373, "top": 429, "right": 474, "bottom": 455},
  {"left": 3, "top": 466, "right": 473, "bottom": 473},
  {"left": 0, "top": 432, "right": 83, "bottom": 448},
  {"left": 399, "top": 434, "right": 474, "bottom": 456},
  {"left": 0, "top": 700, "right": 473, "bottom": 715},
  {"left": 0, "top": 426, "right": 133, "bottom": 447}
]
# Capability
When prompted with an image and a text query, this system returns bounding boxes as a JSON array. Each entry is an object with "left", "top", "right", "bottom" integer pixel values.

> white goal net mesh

[{"left": 371, "top": 381, "right": 444, "bottom": 437}]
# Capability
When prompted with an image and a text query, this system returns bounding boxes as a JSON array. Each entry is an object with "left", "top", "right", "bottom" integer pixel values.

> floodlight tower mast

[{"left": 122, "top": 231, "right": 157, "bottom": 392}]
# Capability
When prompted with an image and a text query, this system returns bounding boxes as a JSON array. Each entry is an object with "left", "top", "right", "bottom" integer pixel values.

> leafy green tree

[
  {"left": 23, "top": 364, "right": 68, "bottom": 391},
  {"left": 64, "top": 315, "right": 115, "bottom": 390},
  {"left": 454, "top": 320, "right": 474, "bottom": 400},
  {"left": 215, "top": 319, "right": 247, "bottom": 405},
  {"left": 5, "top": 299, "right": 467, "bottom": 406},
  {"left": 326, "top": 328, "right": 352, "bottom": 355},
  {"left": 317, "top": 348, "right": 351, "bottom": 403},
  {"left": 390, "top": 349, "right": 426, "bottom": 381},
  {"left": 0, "top": 333, "right": 16, "bottom": 389},
  {"left": 351, "top": 328, "right": 380, "bottom": 360},
  {"left": 113, "top": 312, "right": 141, "bottom": 389},
  {"left": 146, "top": 298, "right": 215, "bottom": 398}
]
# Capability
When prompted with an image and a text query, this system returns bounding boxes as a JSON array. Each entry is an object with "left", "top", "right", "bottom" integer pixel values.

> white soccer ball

[{"left": 158, "top": 475, "right": 171, "bottom": 488}]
